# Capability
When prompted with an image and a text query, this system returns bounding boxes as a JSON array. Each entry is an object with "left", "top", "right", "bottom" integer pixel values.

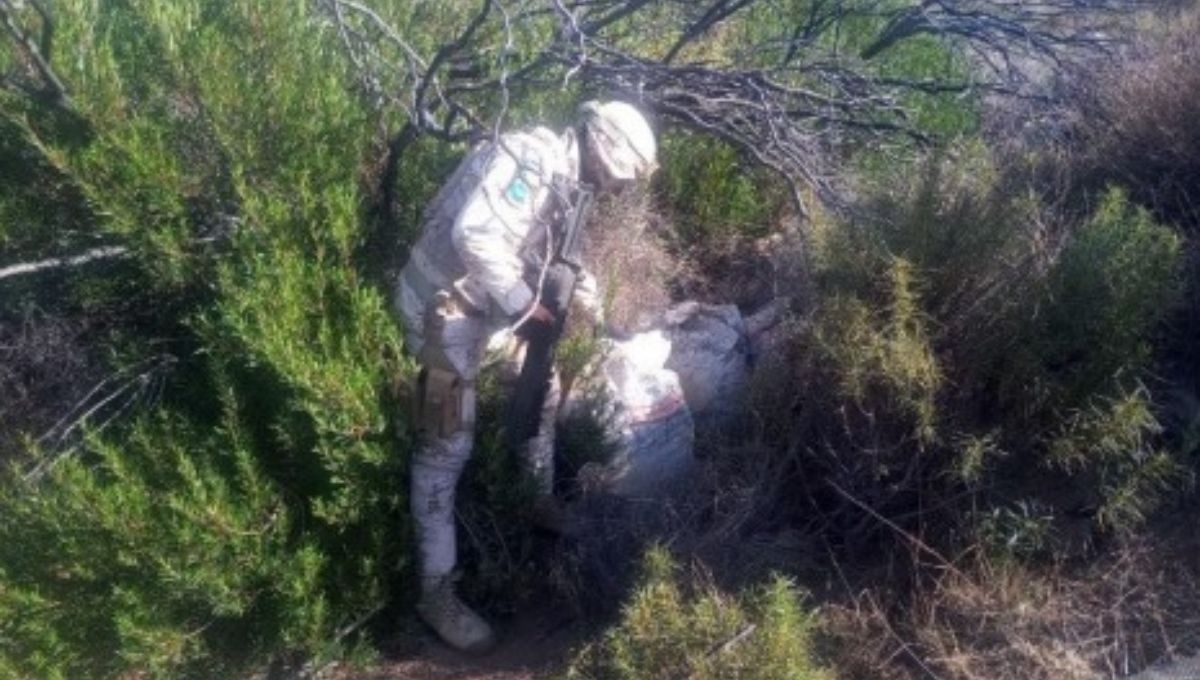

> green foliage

[
  {"left": 658, "top": 0, "right": 980, "bottom": 140},
  {"left": 816, "top": 142, "right": 1027, "bottom": 301},
  {"left": 0, "top": 118, "right": 94, "bottom": 261},
  {"left": 1026, "top": 189, "right": 1183, "bottom": 410},
  {"left": 390, "top": 137, "right": 464, "bottom": 250},
  {"left": 453, "top": 367, "right": 547, "bottom": 612},
  {"left": 0, "top": 412, "right": 326, "bottom": 679},
  {"left": 770, "top": 145, "right": 1187, "bottom": 542},
  {"left": 952, "top": 431, "right": 1007, "bottom": 485},
  {"left": 565, "top": 548, "right": 831, "bottom": 680},
  {"left": 0, "top": 0, "right": 1190, "bottom": 675},
  {"left": 814, "top": 259, "right": 942, "bottom": 445},
  {"left": 555, "top": 387, "right": 623, "bottom": 491},
  {"left": 873, "top": 34, "right": 978, "bottom": 137},
  {"left": 657, "top": 132, "right": 782, "bottom": 244},
  {"left": 0, "top": 0, "right": 417, "bottom": 675},
  {"left": 972, "top": 500, "right": 1055, "bottom": 561},
  {"left": 1047, "top": 387, "right": 1188, "bottom": 530},
  {"left": 0, "top": 0, "right": 592, "bottom": 671}
]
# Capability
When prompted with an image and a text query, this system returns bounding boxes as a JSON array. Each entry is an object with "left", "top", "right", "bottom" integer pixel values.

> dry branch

[
  {"left": 0, "top": 245, "right": 129, "bottom": 282},
  {"left": 0, "top": 0, "right": 70, "bottom": 106},
  {"left": 315, "top": 0, "right": 1141, "bottom": 220}
]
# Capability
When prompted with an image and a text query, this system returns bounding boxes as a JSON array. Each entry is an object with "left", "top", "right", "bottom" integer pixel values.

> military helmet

[{"left": 579, "top": 100, "right": 658, "bottom": 181}]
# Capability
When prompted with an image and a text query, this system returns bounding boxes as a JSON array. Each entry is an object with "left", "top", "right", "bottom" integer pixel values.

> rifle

[{"left": 505, "top": 179, "right": 594, "bottom": 452}]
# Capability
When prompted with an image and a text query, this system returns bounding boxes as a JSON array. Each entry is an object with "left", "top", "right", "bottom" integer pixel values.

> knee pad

[{"left": 416, "top": 366, "right": 476, "bottom": 439}]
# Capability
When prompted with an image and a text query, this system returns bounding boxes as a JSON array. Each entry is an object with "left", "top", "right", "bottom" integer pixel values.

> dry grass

[
  {"left": 582, "top": 173, "right": 806, "bottom": 337},
  {"left": 582, "top": 186, "right": 680, "bottom": 334},
  {"left": 823, "top": 527, "right": 1200, "bottom": 680},
  {"left": 1073, "top": 8, "right": 1200, "bottom": 234},
  {"left": 664, "top": 218, "right": 808, "bottom": 314}
]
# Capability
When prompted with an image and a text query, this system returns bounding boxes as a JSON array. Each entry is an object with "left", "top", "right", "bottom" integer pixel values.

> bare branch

[
  {"left": 0, "top": 245, "right": 129, "bottom": 282},
  {"left": 862, "top": 0, "right": 1131, "bottom": 64},
  {"left": 324, "top": 0, "right": 1143, "bottom": 217},
  {"left": 0, "top": 0, "right": 70, "bottom": 106},
  {"left": 662, "top": 0, "right": 756, "bottom": 65},
  {"left": 415, "top": 0, "right": 492, "bottom": 137},
  {"left": 25, "top": 353, "right": 177, "bottom": 483}
]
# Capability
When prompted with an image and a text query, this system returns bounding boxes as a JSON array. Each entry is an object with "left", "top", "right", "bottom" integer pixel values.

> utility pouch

[{"left": 416, "top": 367, "right": 474, "bottom": 438}]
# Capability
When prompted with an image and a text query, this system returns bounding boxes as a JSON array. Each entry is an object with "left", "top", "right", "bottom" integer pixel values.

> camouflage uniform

[
  {"left": 395, "top": 100, "right": 657, "bottom": 654},
  {"left": 394, "top": 126, "right": 585, "bottom": 653}
]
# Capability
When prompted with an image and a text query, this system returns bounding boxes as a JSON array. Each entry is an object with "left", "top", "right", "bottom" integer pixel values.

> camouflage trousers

[{"left": 402, "top": 292, "right": 558, "bottom": 579}]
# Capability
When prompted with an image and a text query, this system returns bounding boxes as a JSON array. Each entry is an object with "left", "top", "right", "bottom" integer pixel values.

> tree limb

[
  {"left": 0, "top": 245, "right": 129, "bottom": 282},
  {"left": 0, "top": 0, "right": 70, "bottom": 107},
  {"left": 323, "top": 0, "right": 1141, "bottom": 217}
]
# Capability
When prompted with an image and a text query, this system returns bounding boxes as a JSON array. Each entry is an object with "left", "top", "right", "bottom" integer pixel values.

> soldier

[{"left": 393, "top": 101, "right": 658, "bottom": 653}]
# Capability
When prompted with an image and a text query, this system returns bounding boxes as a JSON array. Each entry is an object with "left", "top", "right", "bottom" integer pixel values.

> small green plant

[
  {"left": 1047, "top": 386, "right": 1188, "bottom": 531},
  {"left": 555, "top": 384, "right": 622, "bottom": 492},
  {"left": 656, "top": 132, "right": 783, "bottom": 245},
  {"left": 565, "top": 547, "right": 831, "bottom": 680},
  {"left": 952, "top": 431, "right": 1007, "bottom": 485},
  {"left": 973, "top": 500, "right": 1055, "bottom": 561},
  {"left": 814, "top": 257, "right": 942, "bottom": 445}
]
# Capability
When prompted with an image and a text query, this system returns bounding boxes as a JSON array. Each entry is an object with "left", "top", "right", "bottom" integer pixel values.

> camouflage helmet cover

[{"left": 579, "top": 100, "right": 658, "bottom": 181}]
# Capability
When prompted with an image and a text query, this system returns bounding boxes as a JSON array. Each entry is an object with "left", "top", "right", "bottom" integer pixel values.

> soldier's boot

[{"left": 417, "top": 575, "right": 496, "bottom": 655}]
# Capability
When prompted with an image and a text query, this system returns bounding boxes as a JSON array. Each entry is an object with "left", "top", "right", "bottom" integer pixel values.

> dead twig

[
  {"left": 0, "top": 0, "right": 70, "bottom": 106},
  {"left": 828, "top": 479, "right": 967, "bottom": 581}
]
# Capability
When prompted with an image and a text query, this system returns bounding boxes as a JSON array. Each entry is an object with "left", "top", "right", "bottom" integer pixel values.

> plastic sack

[
  {"left": 565, "top": 330, "right": 695, "bottom": 498},
  {"left": 662, "top": 302, "right": 752, "bottom": 425},
  {"left": 602, "top": 331, "right": 695, "bottom": 496}
]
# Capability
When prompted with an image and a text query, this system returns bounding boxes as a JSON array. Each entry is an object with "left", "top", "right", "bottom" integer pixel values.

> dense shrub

[
  {"left": 1049, "top": 5, "right": 1200, "bottom": 436},
  {"left": 0, "top": 1, "right": 414, "bottom": 674},
  {"left": 813, "top": 259, "right": 943, "bottom": 446},
  {"left": 657, "top": 133, "right": 782, "bottom": 244},
  {"left": 0, "top": 414, "right": 325, "bottom": 679},
  {"left": 565, "top": 547, "right": 830, "bottom": 680},
  {"left": 755, "top": 146, "right": 1186, "bottom": 543}
]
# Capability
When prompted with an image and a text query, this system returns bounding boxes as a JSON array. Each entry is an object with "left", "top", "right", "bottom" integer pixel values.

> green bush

[
  {"left": 1020, "top": 189, "right": 1183, "bottom": 413},
  {"left": 814, "top": 258, "right": 942, "bottom": 446},
  {"left": 1047, "top": 386, "right": 1188, "bottom": 530},
  {"left": 565, "top": 547, "right": 831, "bottom": 680},
  {"left": 0, "top": 0, "right": 592, "bottom": 671},
  {"left": 1039, "top": 6, "right": 1200, "bottom": 442},
  {"left": 657, "top": 132, "right": 783, "bottom": 244},
  {"left": 0, "top": 414, "right": 326, "bottom": 679},
  {"left": 762, "top": 146, "right": 1186, "bottom": 541},
  {"left": 0, "top": 1, "right": 415, "bottom": 674}
]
